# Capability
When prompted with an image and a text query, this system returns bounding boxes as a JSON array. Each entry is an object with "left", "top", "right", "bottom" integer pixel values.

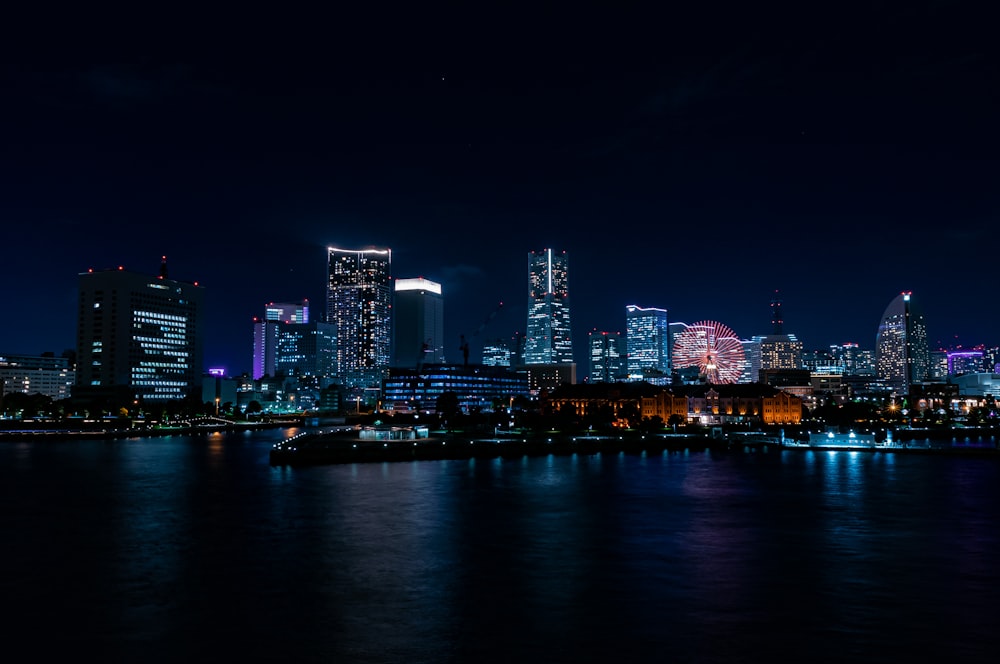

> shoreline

[
  {"left": 269, "top": 430, "right": 1000, "bottom": 466},
  {"left": 0, "top": 420, "right": 297, "bottom": 441}
]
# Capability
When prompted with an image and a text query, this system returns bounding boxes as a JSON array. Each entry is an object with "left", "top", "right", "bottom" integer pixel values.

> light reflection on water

[{"left": 1, "top": 432, "right": 999, "bottom": 663}]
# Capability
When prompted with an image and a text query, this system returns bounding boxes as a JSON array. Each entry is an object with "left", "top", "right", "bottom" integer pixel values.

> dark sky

[{"left": 2, "top": 3, "right": 996, "bottom": 373}]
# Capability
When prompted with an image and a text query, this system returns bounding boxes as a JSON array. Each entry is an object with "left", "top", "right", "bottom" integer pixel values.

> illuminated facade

[
  {"left": 625, "top": 305, "right": 669, "bottom": 382},
  {"left": 75, "top": 262, "right": 203, "bottom": 402},
  {"left": 0, "top": 354, "right": 75, "bottom": 401},
  {"left": 275, "top": 322, "right": 337, "bottom": 382},
  {"left": 589, "top": 330, "right": 625, "bottom": 383},
  {"left": 327, "top": 247, "right": 392, "bottom": 389},
  {"left": 383, "top": 364, "right": 528, "bottom": 413},
  {"left": 759, "top": 334, "right": 802, "bottom": 372},
  {"left": 252, "top": 300, "right": 310, "bottom": 380},
  {"left": 875, "top": 291, "right": 929, "bottom": 394},
  {"left": 393, "top": 277, "right": 444, "bottom": 369},
  {"left": 547, "top": 382, "right": 802, "bottom": 425},
  {"left": 524, "top": 249, "right": 573, "bottom": 365},
  {"left": 947, "top": 350, "right": 985, "bottom": 376},
  {"left": 482, "top": 338, "right": 512, "bottom": 367}
]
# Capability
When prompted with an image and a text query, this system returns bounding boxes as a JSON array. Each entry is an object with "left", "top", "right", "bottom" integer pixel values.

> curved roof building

[{"left": 875, "top": 291, "right": 929, "bottom": 394}]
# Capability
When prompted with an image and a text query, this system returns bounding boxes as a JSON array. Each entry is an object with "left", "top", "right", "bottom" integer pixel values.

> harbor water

[{"left": 2, "top": 428, "right": 999, "bottom": 663}]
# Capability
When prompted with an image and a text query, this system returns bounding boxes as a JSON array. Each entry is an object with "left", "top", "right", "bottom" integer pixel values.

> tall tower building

[
  {"left": 625, "top": 305, "right": 669, "bottom": 382},
  {"left": 757, "top": 293, "right": 803, "bottom": 373},
  {"left": 524, "top": 248, "right": 573, "bottom": 365},
  {"left": 589, "top": 330, "right": 625, "bottom": 383},
  {"left": 393, "top": 277, "right": 444, "bottom": 369},
  {"left": 75, "top": 258, "right": 204, "bottom": 403},
  {"left": 252, "top": 300, "right": 310, "bottom": 380},
  {"left": 326, "top": 247, "right": 392, "bottom": 389},
  {"left": 875, "top": 291, "right": 929, "bottom": 394}
]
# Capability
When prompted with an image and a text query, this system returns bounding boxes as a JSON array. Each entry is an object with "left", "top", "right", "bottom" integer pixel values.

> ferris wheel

[{"left": 671, "top": 320, "right": 746, "bottom": 384}]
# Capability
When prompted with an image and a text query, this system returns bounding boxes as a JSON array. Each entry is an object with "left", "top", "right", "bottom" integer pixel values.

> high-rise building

[
  {"left": 625, "top": 305, "right": 669, "bottom": 383},
  {"left": 252, "top": 300, "right": 310, "bottom": 380},
  {"left": 523, "top": 249, "right": 573, "bottom": 365},
  {"left": 327, "top": 247, "right": 392, "bottom": 389},
  {"left": 75, "top": 259, "right": 204, "bottom": 403},
  {"left": 875, "top": 291, "right": 929, "bottom": 394},
  {"left": 275, "top": 322, "right": 337, "bottom": 383},
  {"left": 393, "top": 278, "right": 444, "bottom": 369},
  {"left": 757, "top": 294, "right": 802, "bottom": 374},
  {"left": 589, "top": 330, "right": 625, "bottom": 383}
]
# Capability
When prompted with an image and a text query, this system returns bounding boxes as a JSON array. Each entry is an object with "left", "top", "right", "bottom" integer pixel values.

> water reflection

[{"left": 3, "top": 432, "right": 1000, "bottom": 662}]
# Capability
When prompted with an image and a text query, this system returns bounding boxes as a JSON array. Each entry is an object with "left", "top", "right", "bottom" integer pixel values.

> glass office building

[
  {"left": 327, "top": 247, "right": 392, "bottom": 389},
  {"left": 524, "top": 249, "right": 573, "bottom": 365}
]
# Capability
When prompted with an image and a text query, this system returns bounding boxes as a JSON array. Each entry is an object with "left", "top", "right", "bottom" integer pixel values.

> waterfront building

[
  {"left": 393, "top": 277, "right": 444, "bottom": 369},
  {"left": 950, "top": 372, "right": 1000, "bottom": 398},
  {"left": 625, "top": 305, "right": 669, "bottom": 383},
  {"left": 75, "top": 259, "right": 204, "bottom": 403},
  {"left": 327, "top": 247, "right": 392, "bottom": 389},
  {"left": 201, "top": 373, "right": 239, "bottom": 414},
  {"left": 875, "top": 291, "right": 929, "bottom": 394},
  {"left": 524, "top": 249, "right": 573, "bottom": 365},
  {"left": 547, "top": 382, "right": 802, "bottom": 426},
  {"left": 383, "top": 364, "right": 528, "bottom": 414},
  {"left": 516, "top": 362, "right": 577, "bottom": 394},
  {"left": 948, "top": 349, "right": 985, "bottom": 376},
  {"left": 0, "top": 353, "right": 75, "bottom": 401},
  {"left": 589, "top": 330, "right": 625, "bottom": 383},
  {"left": 275, "top": 322, "right": 337, "bottom": 383},
  {"left": 252, "top": 300, "right": 310, "bottom": 380}
]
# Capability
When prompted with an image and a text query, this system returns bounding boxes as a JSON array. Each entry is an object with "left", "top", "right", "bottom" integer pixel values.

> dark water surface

[{"left": 2, "top": 429, "right": 999, "bottom": 663}]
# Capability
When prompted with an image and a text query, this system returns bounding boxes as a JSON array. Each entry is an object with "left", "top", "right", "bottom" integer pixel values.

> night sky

[{"left": 2, "top": 3, "right": 996, "bottom": 374}]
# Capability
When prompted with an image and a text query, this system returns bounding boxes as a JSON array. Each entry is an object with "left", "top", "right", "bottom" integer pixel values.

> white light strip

[{"left": 395, "top": 278, "right": 441, "bottom": 294}]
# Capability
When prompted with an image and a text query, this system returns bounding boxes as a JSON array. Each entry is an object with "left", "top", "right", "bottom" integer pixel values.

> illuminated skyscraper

[
  {"left": 75, "top": 258, "right": 203, "bottom": 402},
  {"left": 252, "top": 300, "right": 310, "bottom": 380},
  {"left": 524, "top": 249, "right": 573, "bottom": 365},
  {"left": 327, "top": 247, "right": 392, "bottom": 389},
  {"left": 589, "top": 330, "right": 625, "bottom": 383},
  {"left": 875, "top": 291, "right": 929, "bottom": 394},
  {"left": 625, "top": 305, "right": 669, "bottom": 383},
  {"left": 393, "top": 277, "right": 444, "bottom": 369}
]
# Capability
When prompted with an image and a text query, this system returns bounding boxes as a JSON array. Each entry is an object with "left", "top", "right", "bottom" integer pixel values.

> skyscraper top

[
  {"left": 395, "top": 277, "right": 442, "bottom": 294},
  {"left": 327, "top": 246, "right": 391, "bottom": 256}
]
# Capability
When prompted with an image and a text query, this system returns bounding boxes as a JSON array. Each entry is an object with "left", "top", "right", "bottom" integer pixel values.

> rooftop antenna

[
  {"left": 159, "top": 255, "right": 169, "bottom": 280},
  {"left": 770, "top": 290, "right": 783, "bottom": 335}
]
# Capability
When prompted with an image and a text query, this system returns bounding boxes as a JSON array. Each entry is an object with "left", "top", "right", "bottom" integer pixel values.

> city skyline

[{"left": 2, "top": 5, "right": 998, "bottom": 372}]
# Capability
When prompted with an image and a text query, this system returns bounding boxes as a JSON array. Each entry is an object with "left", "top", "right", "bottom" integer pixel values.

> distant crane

[{"left": 460, "top": 301, "right": 504, "bottom": 367}]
